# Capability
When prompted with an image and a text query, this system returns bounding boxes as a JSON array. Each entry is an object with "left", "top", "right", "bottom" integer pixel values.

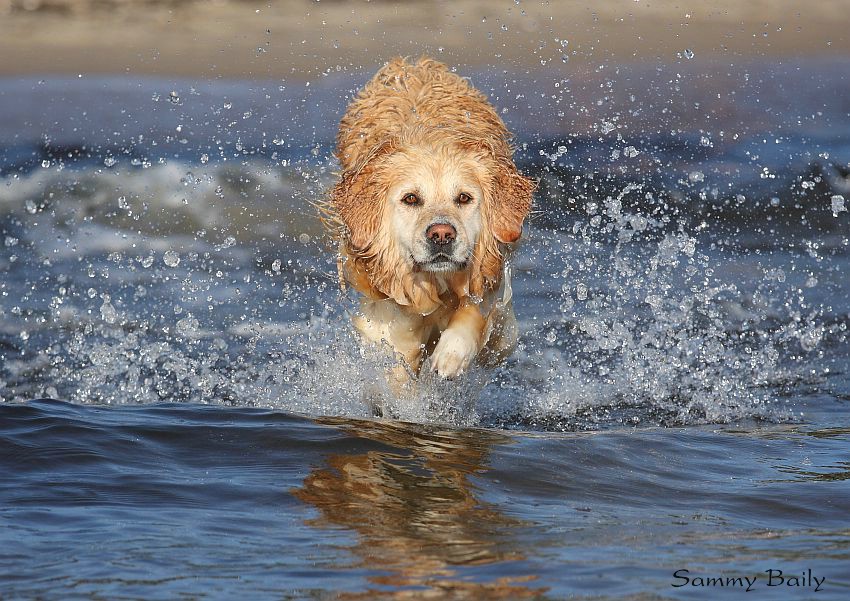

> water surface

[{"left": 1, "top": 58, "right": 849, "bottom": 598}]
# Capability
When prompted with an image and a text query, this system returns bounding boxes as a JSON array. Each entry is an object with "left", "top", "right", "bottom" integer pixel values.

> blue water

[
  {"left": 2, "top": 398, "right": 849, "bottom": 599},
  {"left": 1, "top": 57, "right": 850, "bottom": 598}
]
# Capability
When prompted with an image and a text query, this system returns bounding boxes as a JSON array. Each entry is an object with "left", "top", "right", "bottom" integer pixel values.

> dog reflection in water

[{"left": 292, "top": 419, "right": 547, "bottom": 598}]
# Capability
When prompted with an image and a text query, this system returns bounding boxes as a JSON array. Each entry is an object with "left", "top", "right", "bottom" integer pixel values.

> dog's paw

[{"left": 430, "top": 329, "right": 478, "bottom": 378}]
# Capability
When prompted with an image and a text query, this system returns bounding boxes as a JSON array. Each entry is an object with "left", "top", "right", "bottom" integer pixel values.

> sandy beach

[{"left": 1, "top": 0, "right": 848, "bottom": 79}]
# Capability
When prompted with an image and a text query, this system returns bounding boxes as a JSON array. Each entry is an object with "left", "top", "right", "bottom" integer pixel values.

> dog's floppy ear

[
  {"left": 456, "top": 135, "right": 534, "bottom": 244},
  {"left": 490, "top": 161, "right": 535, "bottom": 243},
  {"left": 331, "top": 139, "right": 395, "bottom": 250},
  {"left": 469, "top": 152, "right": 536, "bottom": 296}
]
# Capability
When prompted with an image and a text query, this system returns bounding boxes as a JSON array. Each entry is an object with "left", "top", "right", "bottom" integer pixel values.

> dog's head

[{"left": 332, "top": 130, "right": 534, "bottom": 305}]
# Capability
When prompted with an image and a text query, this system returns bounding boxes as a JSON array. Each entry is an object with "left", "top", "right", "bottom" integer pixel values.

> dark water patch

[{"left": 2, "top": 400, "right": 850, "bottom": 598}]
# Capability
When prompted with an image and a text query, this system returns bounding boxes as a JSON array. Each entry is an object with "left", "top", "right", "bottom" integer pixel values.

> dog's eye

[
  {"left": 401, "top": 193, "right": 420, "bottom": 206},
  {"left": 456, "top": 192, "right": 473, "bottom": 205}
]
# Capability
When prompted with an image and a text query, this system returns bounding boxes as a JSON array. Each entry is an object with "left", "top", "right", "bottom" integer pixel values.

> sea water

[{"left": 1, "top": 60, "right": 849, "bottom": 599}]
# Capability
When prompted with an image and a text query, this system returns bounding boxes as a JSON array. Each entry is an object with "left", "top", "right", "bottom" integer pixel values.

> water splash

[
  {"left": 2, "top": 160, "right": 830, "bottom": 431},
  {"left": 1, "top": 67, "right": 846, "bottom": 431}
]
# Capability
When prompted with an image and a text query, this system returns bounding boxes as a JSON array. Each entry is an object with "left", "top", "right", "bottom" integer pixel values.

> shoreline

[{"left": 1, "top": 0, "right": 848, "bottom": 80}]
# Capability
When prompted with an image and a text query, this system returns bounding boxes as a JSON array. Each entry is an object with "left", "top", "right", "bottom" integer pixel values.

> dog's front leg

[
  {"left": 352, "top": 299, "right": 429, "bottom": 391},
  {"left": 430, "top": 302, "right": 486, "bottom": 378}
]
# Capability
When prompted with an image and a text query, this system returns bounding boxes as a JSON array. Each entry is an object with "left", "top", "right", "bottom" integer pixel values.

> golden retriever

[{"left": 328, "top": 57, "right": 534, "bottom": 388}]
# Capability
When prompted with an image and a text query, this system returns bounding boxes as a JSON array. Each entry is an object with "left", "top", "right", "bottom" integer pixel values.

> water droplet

[
  {"left": 100, "top": 299, "right": 118, "bottom": 324},
  {"left": 177, "top": 315, "right": 200, "bottom": 337},
  {"left": 683, "top": 48, "right": 695, "bottom": 60},
  {"left": 831, "top": 194, "right": 846, "bottom": 217},
  {"left": 163, "top": 251, "right": 180, "bottom": 267},
  {"left": 576, "top": 283, "right": 588, "bottom": 300}
]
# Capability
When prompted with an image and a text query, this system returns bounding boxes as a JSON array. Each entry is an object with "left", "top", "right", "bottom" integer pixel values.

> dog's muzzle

[{"left": 426, "top": 222, "right": 457, "bottom": 248}]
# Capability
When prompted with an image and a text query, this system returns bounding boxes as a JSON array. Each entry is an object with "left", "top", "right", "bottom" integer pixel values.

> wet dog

[{"left": 327, "top": 57, "right": 534, "bottom": 393}]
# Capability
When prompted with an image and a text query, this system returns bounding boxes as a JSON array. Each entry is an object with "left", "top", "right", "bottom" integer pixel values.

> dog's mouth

[{"left": 415, "top": 254, "right": 468, "bottom": 273}]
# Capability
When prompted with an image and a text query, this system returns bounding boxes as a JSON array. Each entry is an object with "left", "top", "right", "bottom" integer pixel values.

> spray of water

[{"left": 1, "top": 66, "right": 843, "bottom": 430}]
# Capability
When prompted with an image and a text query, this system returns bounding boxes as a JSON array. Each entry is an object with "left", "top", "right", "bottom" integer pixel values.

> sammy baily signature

[{"left": 672, "top": 569, "right": 825, "bottom": 592}]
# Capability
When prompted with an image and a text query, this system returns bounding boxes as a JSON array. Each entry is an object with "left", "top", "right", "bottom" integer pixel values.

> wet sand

[{"left": 1, "top": 0, "right": 848, "bottom": 79}]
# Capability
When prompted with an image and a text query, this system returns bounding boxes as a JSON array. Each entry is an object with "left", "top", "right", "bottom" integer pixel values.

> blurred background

[{"left": 1, "top": 0, "right": 848, "bottom": 78}]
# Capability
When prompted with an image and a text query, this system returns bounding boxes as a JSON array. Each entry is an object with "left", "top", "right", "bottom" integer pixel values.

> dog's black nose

[{"left": 426, "top": 223, "right": 456, "bottom": 246}]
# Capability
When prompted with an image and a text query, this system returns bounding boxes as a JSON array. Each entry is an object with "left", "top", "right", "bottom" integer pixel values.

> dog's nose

[{"left": 426, "top": 223, "right": 456, "bottom": 246}]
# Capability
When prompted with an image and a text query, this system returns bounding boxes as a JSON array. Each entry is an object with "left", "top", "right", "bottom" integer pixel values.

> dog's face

[
  {"left": 382, "top": 144, "right": 485, "bottom": 273},
  {"left": 332, "top": 130, "right": 534, "bottom": 304}
]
